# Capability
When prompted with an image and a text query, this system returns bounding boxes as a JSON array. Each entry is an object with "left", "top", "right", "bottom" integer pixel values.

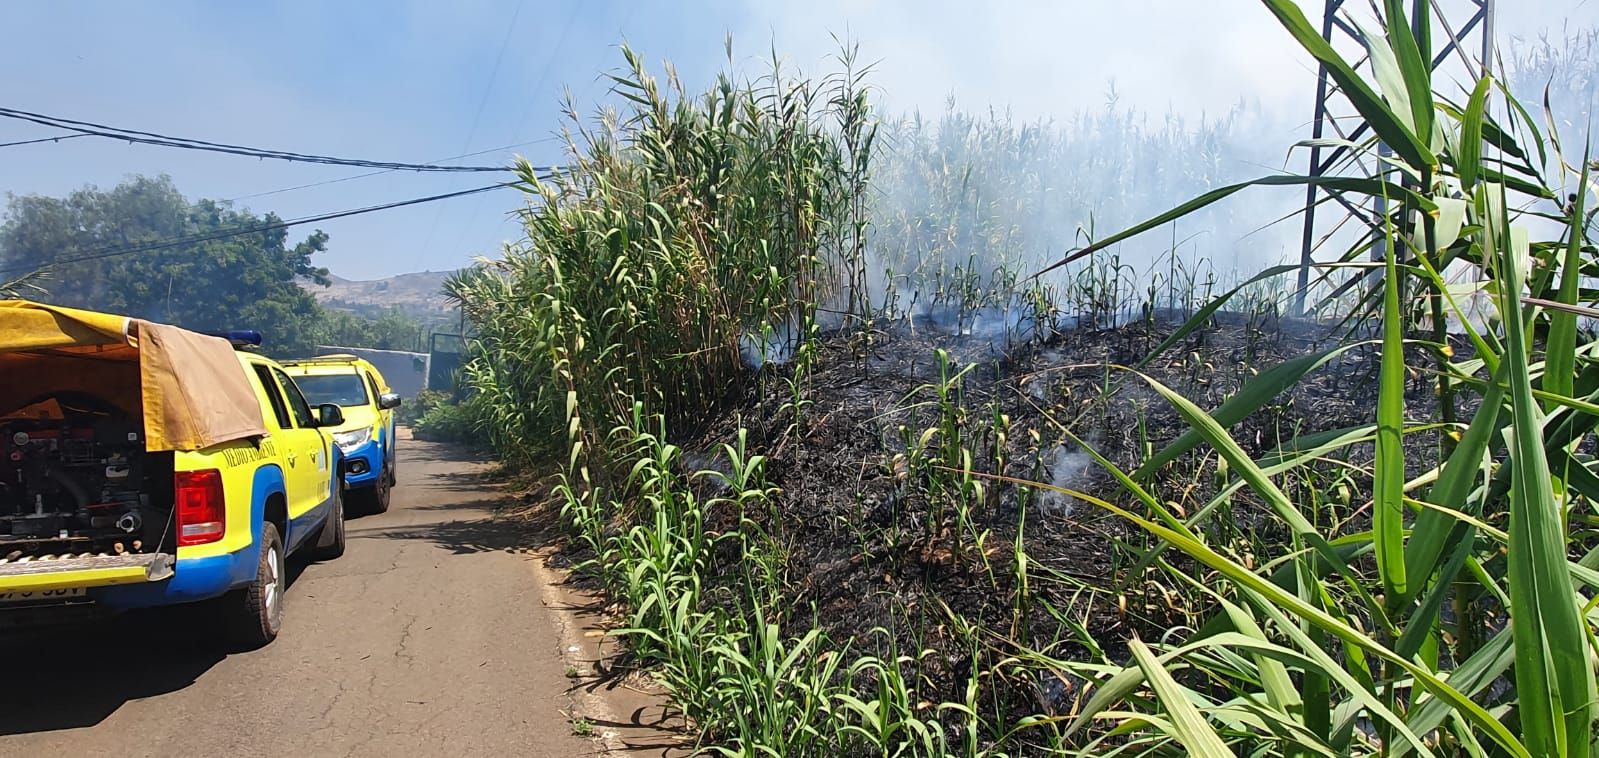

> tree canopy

[
  {"left": 1, "top": 175, "right": 334, "bottom": 355},
  {"left": 314, "top": 307, "right": 432, "bottom": 353}
]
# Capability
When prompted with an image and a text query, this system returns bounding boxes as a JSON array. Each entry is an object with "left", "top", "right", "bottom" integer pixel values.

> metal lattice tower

[{"left": 1293, "top": 0, "right": 1495, "bottom": 314}]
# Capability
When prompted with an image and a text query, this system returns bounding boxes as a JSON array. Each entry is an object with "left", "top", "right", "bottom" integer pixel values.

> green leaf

[
  {"left": 1479, "top": 167, "right": 1561, "bottom": 200},
  {"left": 1543, "top": 156, "right": 1590, "bottom": 406},
  {"left": 1133, "top": 344, "right": 1361, "bottom": 480},
  {"left": 1128, "top": 637, "right": 1234, "bottom": 757},
  {"left": 1432, "top": 196, "right": 1468, "bottom": 250},
  {"left": 1228, "top": 610, "right": 1433, "bottom": 757},
  {"left": 1401, "top": 373, "right": 1505, "bottom": 604},
  {"left": 1217, "top": 598, "right": 1301, "bottom": 714},
  {"left": 1035, "top": 175, "right": 1436, "bottom": 278},
  {"left": 1130, "top": 424, "right": 1378, "bottom": 581},
  {"left": 1364, "top": 15, "right": 1417, "bottom": 135},
  {"left": 1382, "top": 0, "right": 1434, "bottom": 140},
  {"left": 1067, "top": 658, "right": 1159, "bottom": 738},
  {"left": 1393, "top": 513, "right": 1474, "bottom": 661},
  {"left": 1375, "top": 204, "right": 1409, "bottom": 599},
  {"left": 1258, "top": 0, "right": 1434, "bottom": 169},
  {"left": 1046, "top": 481, "right": 1524, "bottom": 756},
  {"left": 1494, "top": 187, "right": 1597, "bottom": 757},
  {"left": 1555, "top": 449, "right": 1599, "bottom": 504},
  {"left": 1495, "top": 79, "right": 1550, "bottom": 170},
  {"left": 1457, "top": 76, "right": 1494, "bottom": 188},
  {"left": 1132, "top": 370, "right": 1388, "bottom": 617},
  {"left": 1399, "top": 630, "right": 1513, "bottom": 753}
]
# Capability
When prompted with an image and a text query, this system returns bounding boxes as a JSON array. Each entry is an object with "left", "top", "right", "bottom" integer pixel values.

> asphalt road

[{"left": 0, "top": 435, "right": 603, "bottom": 757}]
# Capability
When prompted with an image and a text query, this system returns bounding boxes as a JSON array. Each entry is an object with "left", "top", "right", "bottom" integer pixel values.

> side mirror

[
  {"left": 316, "top": 403, "right": 345, "bottom": 427},
  {"left": 378, "top": 393, "right": 402, "bottom": 410}
]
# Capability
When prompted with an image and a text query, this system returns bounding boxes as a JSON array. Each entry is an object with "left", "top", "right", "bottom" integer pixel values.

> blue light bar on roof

[{"left": 208, "top": 330, "right": 263, "bottom": 347}]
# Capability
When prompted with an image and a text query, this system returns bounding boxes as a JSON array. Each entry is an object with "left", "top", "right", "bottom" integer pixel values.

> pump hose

[{"left": 44, "top": 467, "right": 91, "bottom": 509}]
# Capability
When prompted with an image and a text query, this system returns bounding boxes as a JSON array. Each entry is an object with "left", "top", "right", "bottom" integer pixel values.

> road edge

[{"left": 522, "top": 544, "right": 686, "bottom": 756}]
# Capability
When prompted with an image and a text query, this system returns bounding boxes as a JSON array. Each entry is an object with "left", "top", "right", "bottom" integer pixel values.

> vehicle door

[
  {"left": 268, "top": 366, "right": 333, "bottom": 527},
  {"left": 363, "top": 369, "right": 394, "bottom": 468},
  {"left": 247, "top": 363, "right": 323, "bottom": 525}
]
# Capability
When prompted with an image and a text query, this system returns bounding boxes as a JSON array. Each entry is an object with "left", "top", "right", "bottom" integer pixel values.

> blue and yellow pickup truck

[
  {"left": 283, "top": 355, "right": 400, "bottom": 514},
  {"left": 0, "top": 301, "right": 348, "bottom": 646}
]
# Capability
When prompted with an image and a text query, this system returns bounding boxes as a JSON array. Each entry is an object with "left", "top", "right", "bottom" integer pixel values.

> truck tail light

[{"left": 175, "top": 469, "right": 226, "bottom": 546}]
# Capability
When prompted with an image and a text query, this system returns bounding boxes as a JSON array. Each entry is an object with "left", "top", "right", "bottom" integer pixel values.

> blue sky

[{"left": 1, "top": 1, "right": 1588, "bottom": 280}]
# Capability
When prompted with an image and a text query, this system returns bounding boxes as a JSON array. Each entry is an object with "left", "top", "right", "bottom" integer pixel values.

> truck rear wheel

[
  {"left": 310, "top": 484, "right": 346, "bottom": 561},
  {"left": 226, "top": 522, "right": 285, "bottom": 648},
  {"left": 372, "top": 473, "right": 392, "bottom": 514},
  {"left": 355, "top": 474, "right": 391, "bottom": 516}
]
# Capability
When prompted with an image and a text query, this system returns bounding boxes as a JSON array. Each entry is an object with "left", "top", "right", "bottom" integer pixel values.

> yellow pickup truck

[
  {"left": 0, "top": 300, "right": 348, "bottom": 646},
  {"left": 283, "top": 355, "right": 400, "bottom": 515}
]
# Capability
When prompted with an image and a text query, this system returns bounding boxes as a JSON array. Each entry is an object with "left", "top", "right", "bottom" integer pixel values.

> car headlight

[{"left": 332, "top": 427, "right": 373, "bottom": 453}]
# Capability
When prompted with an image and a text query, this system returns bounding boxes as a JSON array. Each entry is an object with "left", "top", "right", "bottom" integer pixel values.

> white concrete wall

[{"left": 314, "top": 346, "right": 431, "bottom": 398}]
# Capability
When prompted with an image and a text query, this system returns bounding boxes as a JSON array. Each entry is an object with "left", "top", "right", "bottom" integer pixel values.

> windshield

[{"left": 292, "top": 373, "right": 369, "bottom": 407}]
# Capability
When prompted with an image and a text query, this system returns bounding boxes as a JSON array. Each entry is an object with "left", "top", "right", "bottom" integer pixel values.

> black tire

[
  {"left": 226, "top": 522, "right": 285, "bottom": 649},
  {"left": 366, "top": 471, "right": 392, "bottom": 515},
  {"left": 310, "top": 484, "right": 346, "bottom": 561}
]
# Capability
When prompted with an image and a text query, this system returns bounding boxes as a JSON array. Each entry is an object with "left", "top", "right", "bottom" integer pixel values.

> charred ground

[{"left": 543, "top": 311, "right": 1466, "bottom": 729}]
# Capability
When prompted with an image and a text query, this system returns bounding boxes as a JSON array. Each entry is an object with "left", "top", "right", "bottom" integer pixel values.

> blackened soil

[
  {"left": 671, "top": 312, "right": 1471, "bottom": 727},
  {"left": 536, "top": 310, "right": 1477, "bottom": 753}
]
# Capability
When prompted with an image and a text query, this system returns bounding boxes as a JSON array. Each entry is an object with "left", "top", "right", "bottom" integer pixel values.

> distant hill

[{"left": 302, "top": 270, "right": 457, "bottom": 322}]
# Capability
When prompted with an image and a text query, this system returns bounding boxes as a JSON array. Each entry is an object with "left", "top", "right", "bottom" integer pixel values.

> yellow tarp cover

[
  {"left": 0, "top": 300, "right": 268, "bottom": 452},
  {"left": 0, "top": 299, "right": 130, "bottom": 350}
]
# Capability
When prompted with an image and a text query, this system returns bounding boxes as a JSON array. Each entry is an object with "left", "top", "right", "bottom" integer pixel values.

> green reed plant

[
  {"left": 835, "top": 632, "right": 952, "bottom": 757},
  {"left": 449, "top": 44, "right": 874, "bottom": 462},
  {"left": 1016, "top": 1, "right": 1599, "bottom": 754},
  {"left": 869, "top": 95, "right": 1282, "bottom": 317},
  {"left": 446, "top": 49, "right": 906, "bottom": 753}
]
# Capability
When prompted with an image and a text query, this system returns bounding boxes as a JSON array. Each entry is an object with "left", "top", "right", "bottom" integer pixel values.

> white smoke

[{"left": 1037, "top": 443, "right": 1095, "bottom": 519}]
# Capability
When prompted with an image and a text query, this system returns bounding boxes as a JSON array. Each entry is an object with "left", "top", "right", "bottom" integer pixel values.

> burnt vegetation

[{"left": 447, "top": 6, "right": 1599, "bottom": 756}]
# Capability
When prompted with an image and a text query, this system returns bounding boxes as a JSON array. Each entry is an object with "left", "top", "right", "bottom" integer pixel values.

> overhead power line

[
  {"left": 459, "top": 0, "right": 524, "bottom": 163},
  {"left": 445, "top": 0, "right": 579, "bottom": 267},
  {"left": 413, "top": 0, "right": 526, "bottom": 268},
  {"left": 0, "top": 106, "right": 513, "bottom": 173},
  {"left": 0, "top": 133, "right": 91, "bottom": 149},
  {"left": 0, "top": 181, "right": 535, "bottom": 276},
  {"left": 224, "top": 135, "right": 562, "bottom": 203}
]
